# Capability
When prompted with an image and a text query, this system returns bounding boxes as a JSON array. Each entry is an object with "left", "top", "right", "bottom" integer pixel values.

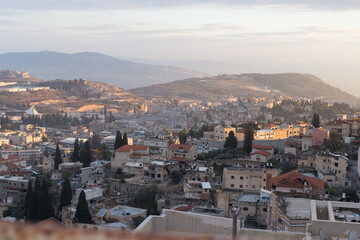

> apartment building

[
  {"left": 143, "top": 160, "right": 179, "bottom": 182},
  {"left": 222, "top": 167, "right": 280, "bottom": 191},
  {"left": 168, "top": 144, "right": 197, "bottom": 168},
  {"left": 1, "top": 148, "right": 41, "bottom": 162},
  {"left": 214, "top": 126, "right": 236, "bottom": 141},
  {"left": 184, "top": 181, "right": 211, "bottom": 201},
  {"left": 324, "top": 120, "right": 350, "bottom": 139},
  {"left": 298, "top": 153, "right": 349, "bottom": 187},
  {"left": 142, "top": 138, "right": 169, "bottom": 156},
  {"left": 0, "top": 176, "right": 29, "bottom": 205},
  {"left": 111, "top": 145, "right": 149, "bottom": 169}
]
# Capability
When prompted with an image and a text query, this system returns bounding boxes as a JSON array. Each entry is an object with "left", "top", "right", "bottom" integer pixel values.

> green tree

[
  {"left": 75, "top": 190, "right": 93, "bottom": 224},
  {"left": 31, "top": 177, "right": 41, "bottom": 220},
  {"left": 131, "top": 185, "right": 159, "bottom": 215},
  {"left": 114, "top": 130, "right": 123, "bottom": 150},
  {"left": 24, "top": 180, "right": 33, "bottom": 221},
  {"left": 244, "top": 123, "right": 254, "bottom": 155},
  {"left": 325, "top": 132, "right": 342, "bottom": 152},
  {"left": 100, "top": 143, "right": 111, "bottom": 160},
  {"left": 54, "top": 142, "right": 62, "bottom": 169},
  {"left": 59, "top": 178, "right": 72, "bottom": 211},
  {"left": 178, "top": 129, "right": 187, "bottom": 144},
  {"left": 311, "top": 112, "right": 320, "bottom": 128},
  {"left": 80, "top": 141, "right": 92, "bottom": 167},
  {"left": 72, "top": 138, "right": 80, "bottom": 162},
  {"left": 37, "top": 179, "right": 54, "bottom": 221},
  {"left": 122, "top": 132, "right": 128, "bottom": 146},
  {"left": 224, "top": 130, "right": 238, "bottom": 150},
  {"left": 169, "top": 170, "right": 183, "bottom": 184}
]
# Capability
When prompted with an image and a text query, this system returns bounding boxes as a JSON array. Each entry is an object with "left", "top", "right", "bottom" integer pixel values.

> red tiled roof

[
  {"left": 115, "top": 145, "right": 148, "bottom": 152},
  {"left": 252, "top": 145, "right": 274, "bottom": 150},
  {"left": 285, "top": 142, "right": 297, "bottom": 147},
  {"left": 0, "top": 154, "right": 22, "bottom": 162},
  {"left": 169, "top": 144, "right": 193, "bottom": 151},
  {"left": 270, "top": 171, "right": 324, "bottom": 189},
  {"left": 317, "top": 127, "right": 329, "bottom": 133},
  {"left": 201, "top": 193, "right": 210, "bottom": 200},
  {"left": 250, "top": 150, "right": 271, "bottom": 157},
  {"left": 170, "top": 157, "right": 188, "bottom": 162},
  {"left": 175, "top": 205, "right": 194, "bottom": 211},
  {"left": 325, "top": 120, "right": 344, "bottom": 126}
]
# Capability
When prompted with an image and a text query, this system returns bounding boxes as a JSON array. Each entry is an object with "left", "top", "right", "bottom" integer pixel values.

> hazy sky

[{"left": 1, "top": 0, "right": 360, "bottom": 95}]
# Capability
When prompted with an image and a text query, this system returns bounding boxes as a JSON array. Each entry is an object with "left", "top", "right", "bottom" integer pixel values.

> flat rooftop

[
  {"left": 284, "top": 197, "right": 311, "bottom": 219},
  {"left": 109, "top": 206, "right": 146, "bottom": 217}
]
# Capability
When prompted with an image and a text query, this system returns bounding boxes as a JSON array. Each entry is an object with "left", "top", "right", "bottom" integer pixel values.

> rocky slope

[
  {"left": 0, "top": 79, "right": 145, "bottom": 114},
  {"left": 130, "top": 73, "right": 356, "bottom": 102}
]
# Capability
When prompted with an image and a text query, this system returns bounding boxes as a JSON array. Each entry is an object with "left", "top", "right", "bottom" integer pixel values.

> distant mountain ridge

[
  {"left": 130, "top": 73, "right": 357, "bottom": 102},
  {"left": 0, "top": 51, "right": 208, "bottom": 89}
]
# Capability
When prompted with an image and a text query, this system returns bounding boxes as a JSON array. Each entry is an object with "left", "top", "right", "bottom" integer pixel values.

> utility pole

[{"left": 232, "top": 208, "right": 241, "bottom": 240}]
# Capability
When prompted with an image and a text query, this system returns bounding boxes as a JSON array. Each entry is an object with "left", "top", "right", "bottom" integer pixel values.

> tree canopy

[
  {"left": 114, "top": 130, "right": 123, "bottom": 150},
  {"left": 224, "top": 130, "right": 238, "bottom": 150},
  {"left": 37, "top": 179, "right": 54, "bottom": 221},
  {"left": 244, "top": 123, "right": 254, "bottom": 155},
  {"left": 72, "top": 138, "right": 80, "bottom": 162},
  {"left": 170, "top": 170, "right": 183, "bottom": 184},
  {"left": 311, "top": 112, "right": 320, "bottom": 128},
  {"left": 59, "top": 178, "right": 73, "bottom": 211},
  {"left": 178, "top": 129, "right": 188, "bottom": 144},
  {"left": 75, "top": 190, "right": 93, "bottom": 224},
  {"left": 80, "top": 141, "right": 92, "bottom": 167},
  {"left": 54, "top": 142, "right": 62, "bottom": 169}
]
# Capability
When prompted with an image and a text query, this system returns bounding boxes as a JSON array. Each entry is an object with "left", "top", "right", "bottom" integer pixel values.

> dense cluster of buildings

[{"left": 0, "top": 97, "right": 359, "bottom": 239}]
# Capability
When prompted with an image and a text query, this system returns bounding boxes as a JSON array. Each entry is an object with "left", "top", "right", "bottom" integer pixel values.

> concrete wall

[
  {"left": 136, "top": 210, "right": 306, "bottom": 240},
  {"left": 307, "top": 220, "right": 360, "bottom": 238},
  {"left": 164, "top": 209, "right": 238, "bottom": 235}
]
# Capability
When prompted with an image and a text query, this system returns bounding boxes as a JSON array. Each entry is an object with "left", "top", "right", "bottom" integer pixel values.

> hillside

[
  {"left": 130, "top": 73, "right": 357, "bottom": 101},
  {"left": 0, "top": 51, "right": 207, "bottom": 89},
  {"left": 0, "top": 79, "right": 145, "bottom": 114},
  {"left": 0, "top": 70, "right": 42, "bottom": 83}
]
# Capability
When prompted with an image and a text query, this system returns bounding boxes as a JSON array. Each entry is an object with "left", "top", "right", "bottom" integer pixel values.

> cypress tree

[
  {"left": 59, "top": 178, "right": 73, "bottom": 211},
  {"left": 312, "top": 112, "right": 320, "bottom": 128},
  {"left": 31, "top": 177, "right": 41, "bottom": 220},
  {"left": 244, "top": 123, "right": 254, "bottom": 155},
  {"left": 72, "top": 138, "right": 80, "bottom": 162},
  {"left": 122, "top": 132, "right": 128, "bottom": 146},
  {"left": 24, "top": 180, "right": 33, "bottom": 221},
  {"left": 80, "top": 141, "right": 92, "bottom": 167},
  {"left": 37, "top": 179, "right": 54, "bottom": 221},
  {"left": 224, "top": 130, "right": 238, "bottom": 150},
  {"left": 114, "top": 130, "right": 123, "bottom": 150},
  {"left": 54, "top": 142, "right": 62, "bottom": 169},
  {"left": 75, "top": 190, "right": 93, "bottom": 224}
]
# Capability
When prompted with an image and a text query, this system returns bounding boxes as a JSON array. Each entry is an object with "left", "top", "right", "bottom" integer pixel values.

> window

[
  {"left": 243, "top": 207, "right": 248, "bottom": 211},
  {"left": 231, "top": 184, "right": 234, "bottom": 187},
  {"left": 231, "top": 176, "right": 234, "bottom": 179},
  {"left": 252, "top": 185, "right": 256, "bottom": 188},
  {"left": 335, "top": 163, "right": 338, "bottom": 167},
  {"left": 240, "top": 177, "right": 243, "bottom": 180},
  {"left": 239, "top": 185, "right": 243, "bottom": 188}
]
